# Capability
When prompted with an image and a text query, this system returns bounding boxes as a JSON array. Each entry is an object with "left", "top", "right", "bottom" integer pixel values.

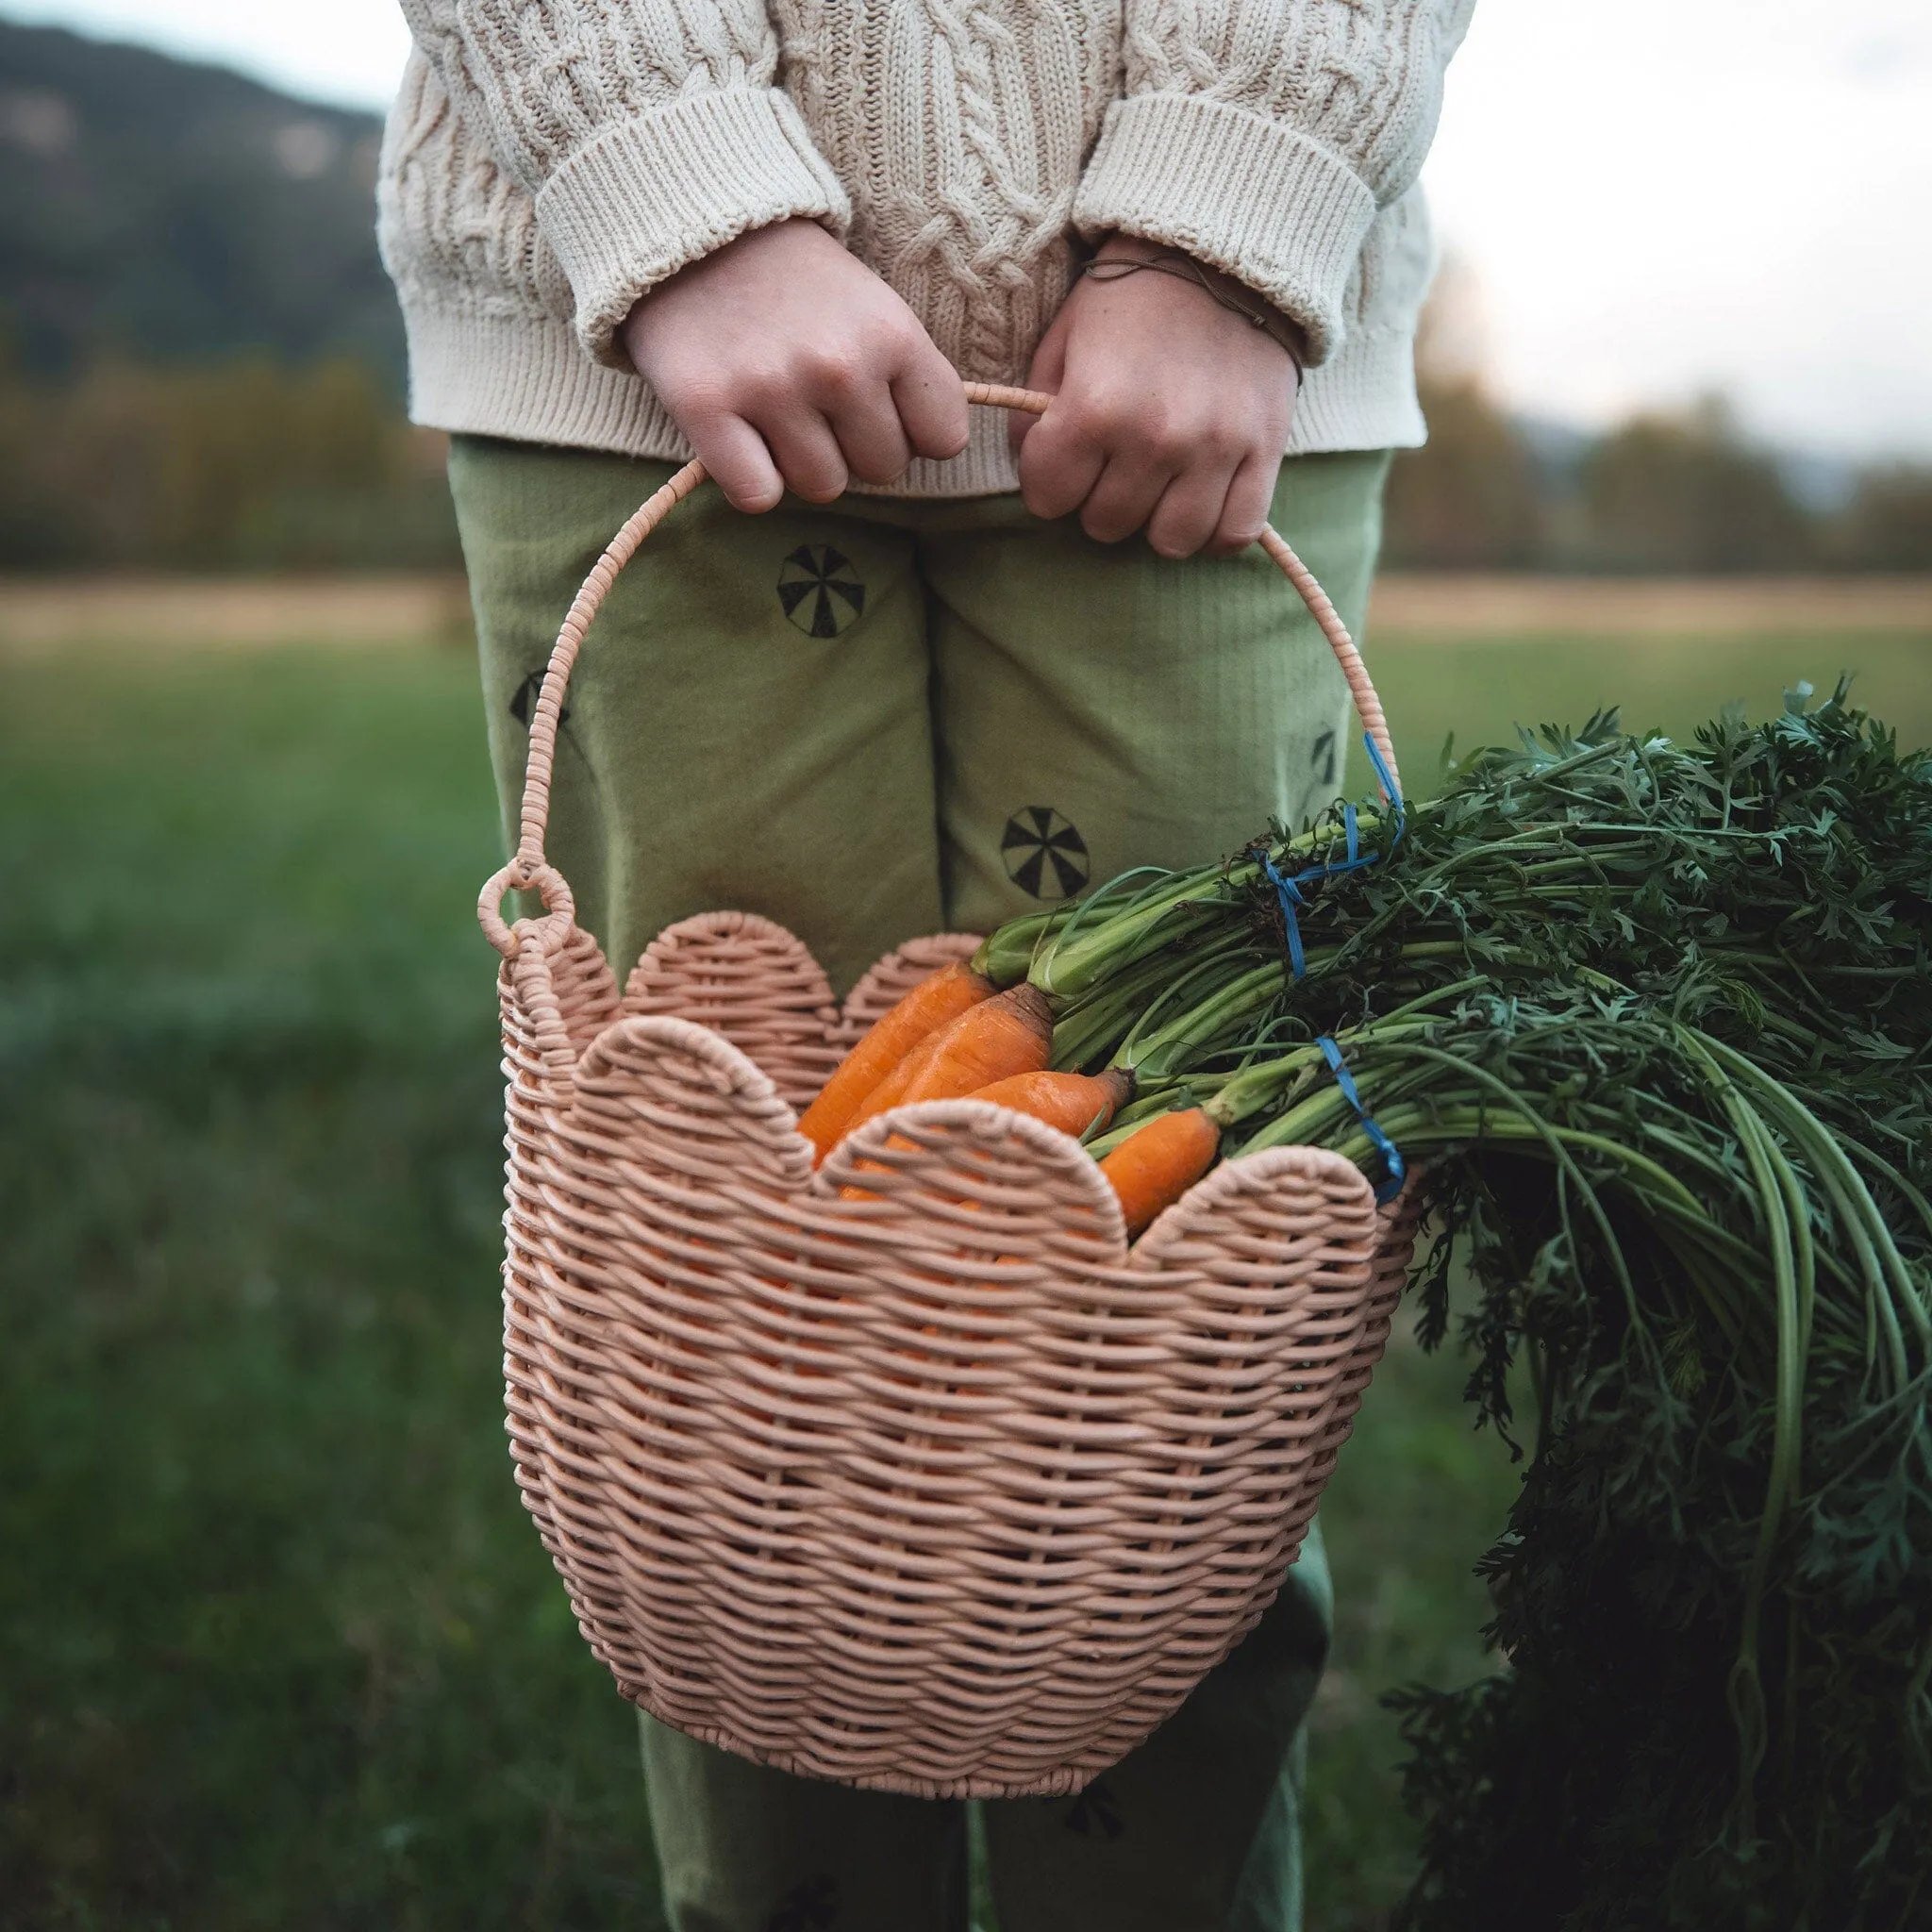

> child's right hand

[{"left": 621, "top": 219, "right": 969, "bottom": 512}]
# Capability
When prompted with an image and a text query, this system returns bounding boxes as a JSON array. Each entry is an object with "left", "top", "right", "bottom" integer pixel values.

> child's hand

[
  {"left": 1014, "top": 237, "right": 1304, "bottom": 559},
  {"left": 621, "top": 219, "right": 969, "bottom": 512}
]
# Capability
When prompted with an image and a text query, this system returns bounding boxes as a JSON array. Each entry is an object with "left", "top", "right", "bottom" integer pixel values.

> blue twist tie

[
  {"left": 1263, "top": 733, "right": 1406, "bottom": 981},
  {"left": 1262, "top": 852, "right": 1311, "bottom": 976},
  {"left": 1316, "top": 1034, "right": 1406, "bottom": 1204},
  {"left": 1257, "top": 736, "right": 1408, "bottom": 1197},
  {"left": 1362, "top": 729, "right": 1407, "bottom": 841}
]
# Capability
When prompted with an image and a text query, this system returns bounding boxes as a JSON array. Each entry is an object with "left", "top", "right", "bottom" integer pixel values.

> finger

[
  {"left": 1208, "top": 450, "right": 1282, "bottom": 556},
  {"left": 891, "top": 350, "right": 971, "bottom": 463},
  {"left": 691, "top": 412, "right": 786, "bottom": 513},
  {"left": 760, "top": 411, "right": 850, "bottom": 504},
  {"left": 1078, "top": 449, "right": 1176, "bottom": 546},
  {"left": 1017, "top": 412, "right": 1107, "bottom": 524},
  {"left": 826, "top": 385, "right": 913, "bottom": 487},
  {"left": 1010, "top": 320, "right": 1068, "bottom": 457},
  {"left": 1146, "top": 458, "right": 1241, "bottom": 561}
]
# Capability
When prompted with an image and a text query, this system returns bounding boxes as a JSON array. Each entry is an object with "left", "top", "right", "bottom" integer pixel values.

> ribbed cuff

[
  {"left": 1073, "top": 92, "right": 1377, "bottom": 366},
  {"left": 535, "top": 87, "right": 852, "bottom": 369},
  {"left": 1293, "top": 325, "right": 1425, "bottom": 452}
]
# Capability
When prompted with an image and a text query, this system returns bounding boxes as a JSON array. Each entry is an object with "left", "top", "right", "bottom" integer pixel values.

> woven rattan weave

[{"left": 479, "top": 385, "right": 1419, "bottom": 1798}]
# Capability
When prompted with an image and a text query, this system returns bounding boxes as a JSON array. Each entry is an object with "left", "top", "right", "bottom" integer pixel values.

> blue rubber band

[
  {"left": 1363, "top": 730, "right": 1407, "bottom": 842},
  {"left": 1262, "top": 853, "right": 1309, "bottom": 976},
  {"left": 1263, "top": 733, "right": 1407, "bottom": 981},
  {"left": 1256, "top": 738, "right": 1408, "bottom": 1197},
  {"left": 1316, "top": 1034, "right": 1406, "bottom": 1204}
]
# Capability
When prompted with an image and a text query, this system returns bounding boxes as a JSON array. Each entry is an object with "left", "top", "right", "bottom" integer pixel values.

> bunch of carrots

[
  {"left": 788, "top": 689, "right": 1927, "bottom": 1927},
  {"left": 776, "top": 692, "right": 1932, "bottom": 1920},
  {"left": 795, "top": 962, "right": 1216, "bottom": 1237}
]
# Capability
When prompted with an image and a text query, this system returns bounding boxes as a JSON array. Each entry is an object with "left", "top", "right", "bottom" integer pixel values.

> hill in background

[
  {"left": 0, "top": 21, "right": 453, "bottom": 569},
  {"left": 0, "top": 19, "right": 401, "bottom": 382}
]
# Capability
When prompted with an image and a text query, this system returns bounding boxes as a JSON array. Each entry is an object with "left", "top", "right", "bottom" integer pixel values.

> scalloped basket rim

[
  {"left": 541, "top": 912, "right": 1383, "bottom": 1256},
  {"left": 569, "top": 1008, "right": 1391, "bottom": 1262}
]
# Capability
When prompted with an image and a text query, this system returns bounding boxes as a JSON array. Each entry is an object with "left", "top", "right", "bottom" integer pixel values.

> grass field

[{"left": 4, "top": 589, "right": 1926, "bottom": 1930}]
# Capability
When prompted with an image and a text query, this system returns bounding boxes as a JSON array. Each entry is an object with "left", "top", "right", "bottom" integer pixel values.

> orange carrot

[
  {"left": 893, "top": 985, "right": 1055, "bottom": 1108},
  {"left": 836, "top": 985, "right": 1054, "bottom": 1148},
  {"left": 1097, "top": 1108, "right": 1222, "bottom": 1237},
  {"left": 966, "top": 1069, "right": 1131, "bottom": 1140},
  {"left": 836, "top": 1022, "right": 948, "bottom": 1141},
  {"left": 797, "top": 960, "right": 993, "bottom": 1162}
]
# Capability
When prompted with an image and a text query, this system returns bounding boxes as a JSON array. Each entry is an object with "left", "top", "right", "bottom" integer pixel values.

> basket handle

[{"left": 480, "top": 380, "right": 1400, "bottom": 958}]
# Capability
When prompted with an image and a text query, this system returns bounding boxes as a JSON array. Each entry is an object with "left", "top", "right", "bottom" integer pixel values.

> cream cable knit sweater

[{"left": 380, "top": 1, "right": 1474, "bottom": 496}]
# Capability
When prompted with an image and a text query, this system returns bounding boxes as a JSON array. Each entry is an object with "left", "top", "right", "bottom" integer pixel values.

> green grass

[
  {"left": 1349, "top": 626, "right": 1932, "bottom": 794},
  {"left": 4, "top": 623, "right": 1924, "bottom": 1929},
  {"left": 1, "top": 648, "right": 658, "bottom": 1928}
]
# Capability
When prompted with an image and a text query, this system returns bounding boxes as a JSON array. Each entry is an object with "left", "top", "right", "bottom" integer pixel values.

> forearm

[
  {"left": 395, "top": 0, "right": 847, "bottom": 363},
  {"left": 1078, "top": 0, "right": 1475, "bottom": 365}
]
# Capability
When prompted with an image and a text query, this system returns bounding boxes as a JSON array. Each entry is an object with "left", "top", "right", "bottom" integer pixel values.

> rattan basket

[{"left": 477, "top": 384, "right": 1421, "bottom": 1799}]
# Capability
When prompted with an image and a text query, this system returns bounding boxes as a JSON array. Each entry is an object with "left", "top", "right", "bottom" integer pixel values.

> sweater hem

[{"left": 403, "top": 304, "right": 1424, "bottom": 496}]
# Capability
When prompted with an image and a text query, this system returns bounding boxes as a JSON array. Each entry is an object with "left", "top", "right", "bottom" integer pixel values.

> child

[{"left": 382, "top": 5, "right": 1471, "bottom": 1925}]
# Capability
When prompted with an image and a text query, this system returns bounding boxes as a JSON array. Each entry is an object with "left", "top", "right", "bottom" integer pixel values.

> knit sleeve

[
  {"left": 397, "top": 0, "right": 850, "bottom": 365},
  {"left": 1074, "top": 1, "right": 1474, "bottom": 366}
]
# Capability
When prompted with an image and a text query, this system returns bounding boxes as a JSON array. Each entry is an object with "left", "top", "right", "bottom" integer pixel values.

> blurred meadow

[{"left": 7, "top": 581, "right": 1927, "bottom": 1930}]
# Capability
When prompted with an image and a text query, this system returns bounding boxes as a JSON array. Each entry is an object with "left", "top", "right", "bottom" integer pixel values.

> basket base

[{"left": 639, "top": 1709, "right": 1102, "bottom": 1802}]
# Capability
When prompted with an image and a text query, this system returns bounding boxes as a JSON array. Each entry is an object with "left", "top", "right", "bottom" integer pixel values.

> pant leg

[
  {"left": 917, "top": 454, "right": 1387, "bottom": 1928},
  {"left": 641, "top": 1716, "right": 971, "bottom": 1932},
  {"left": 447, "top": 436, "right": 944, "bottom": 996},
  {"left": 916, "top": 452, "right": 1391, "bottom": 936},
  {"left": 980, "top": 1524, "right": 1333, "bottom": 1932}
]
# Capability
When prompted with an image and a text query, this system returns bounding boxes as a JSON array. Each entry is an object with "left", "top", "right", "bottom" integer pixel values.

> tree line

[
  {"left": 0, "top": 346, "right": 1925, "bottom": 575},
  {"left": 0, "top": 351, "right": 457, "bottom": 572},
  {"left": 1386, "top": 378, "right": 1932, "bottom": 574}
]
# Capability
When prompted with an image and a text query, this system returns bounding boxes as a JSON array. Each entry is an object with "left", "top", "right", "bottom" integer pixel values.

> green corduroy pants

[
  {"left": 449, "top": 435, "right": 1391, "bottom": 1932},
  {"left": 452, "top": 437, "right": 1389, "bottom": 998}
]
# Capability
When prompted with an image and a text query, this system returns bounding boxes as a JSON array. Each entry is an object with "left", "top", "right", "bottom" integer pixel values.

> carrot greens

[{"left": 972, "top": 683, "right": 1932, "bottom": 1926}]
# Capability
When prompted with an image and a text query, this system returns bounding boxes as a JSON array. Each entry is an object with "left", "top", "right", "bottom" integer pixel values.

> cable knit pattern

[{"left": 380, "top": 1, "right": 1474, "bottom": 495}]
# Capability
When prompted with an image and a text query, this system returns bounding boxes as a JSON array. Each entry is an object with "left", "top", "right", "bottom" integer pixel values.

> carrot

[
  {"left": 836, "top": 985, "right": 1054, "bottom": 1148},
  {"left": 1097, "top": 1108, "right": 1221, "bottom": 1237},
  {"left": 797, "top": 960, "right": 993, "bottom": 1162},
  {"left": 965, "top": 1069, "right": 1132, "bottom": 1140},
  {"left": 835, "top": 1023, "right": 948, "bottom": 1142}
]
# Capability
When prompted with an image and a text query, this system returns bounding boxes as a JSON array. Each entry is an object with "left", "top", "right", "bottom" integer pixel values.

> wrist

[
  {"left": 620, "top": 218, "right": 827, "bottom": 372},
  {"left": 1085, "top": 235, "right": 1307, "bottom": 377}
]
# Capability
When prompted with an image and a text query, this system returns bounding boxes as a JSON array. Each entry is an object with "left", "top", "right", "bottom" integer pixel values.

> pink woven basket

[{"left": 478, "top": 384, "right": 1420, "bottom": 1799}]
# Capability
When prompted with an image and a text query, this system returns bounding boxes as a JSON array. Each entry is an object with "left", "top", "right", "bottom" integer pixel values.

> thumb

[{"left": 1010, "top": 318, "right": 1069, "bottom": 456}]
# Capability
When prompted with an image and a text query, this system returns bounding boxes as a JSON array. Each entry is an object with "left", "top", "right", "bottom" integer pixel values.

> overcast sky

[{"left": 8, "top": 0, "right": 1931, "bottom": 458}]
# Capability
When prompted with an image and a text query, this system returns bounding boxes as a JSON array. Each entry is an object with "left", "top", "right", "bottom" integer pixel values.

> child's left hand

[{"left": 1014, "top": 236, "right": 1304, "bottom": 559}]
